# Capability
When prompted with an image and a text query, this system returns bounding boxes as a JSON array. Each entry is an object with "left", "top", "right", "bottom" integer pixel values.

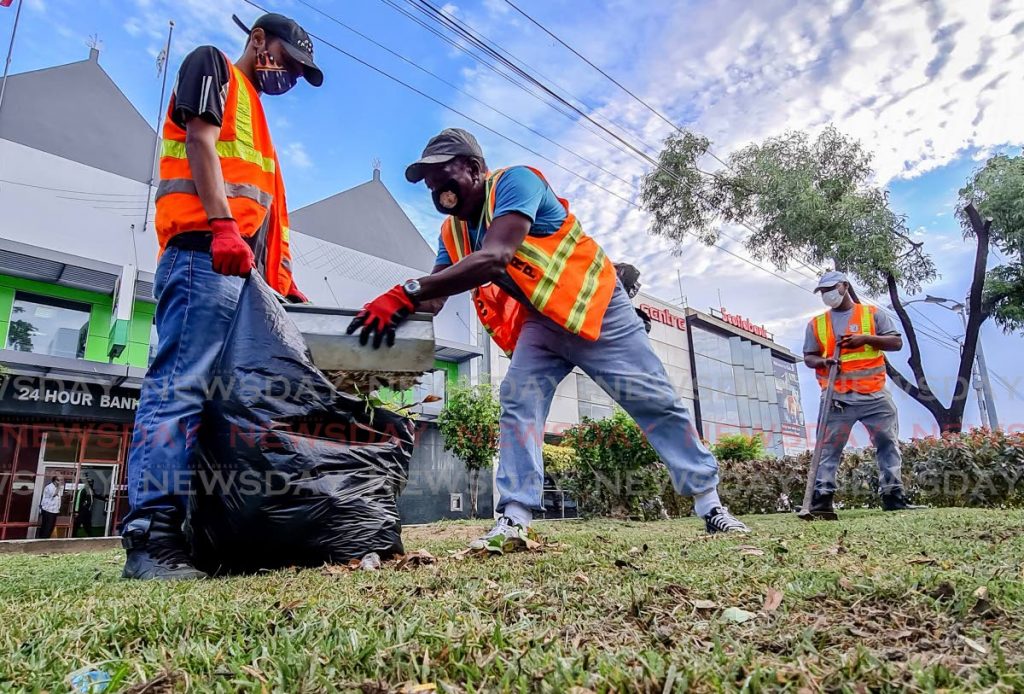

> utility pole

[
  {"left": 140, "top": 20, "right": 174, "bottom": 235},
  {"left": 0, "top": 0, "right": 24, "bottom": 117},
  {"left": 952, "top": 301, "right": 998, "bottom": 429}
]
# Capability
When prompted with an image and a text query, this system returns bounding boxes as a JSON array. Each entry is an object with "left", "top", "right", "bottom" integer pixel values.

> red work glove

[
  {"left": 209, "top": 218, "right": 255, "bottom": 277},
  {"left": 346, "top": 285, "right": 416, "bottom": 348},
  {"left": 286, "top": 281, "right": 309, "bottom": 304}
]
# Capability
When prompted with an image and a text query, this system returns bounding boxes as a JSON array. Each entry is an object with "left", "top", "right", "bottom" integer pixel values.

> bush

[
  {"left": 437, "top": 382, "right": 500, "bottom": 518},
  {"left": 561, "top": 410, "right": 679, "bottom": 520},
  {"left": 715, "top": 429, "right": 1024, "bottom": 515},
  {"left": 711, "top": 433, "right": 766, "bottom": 462}
]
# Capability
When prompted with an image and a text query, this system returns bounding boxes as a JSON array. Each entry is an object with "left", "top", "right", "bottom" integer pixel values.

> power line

[
  {"left": 0, "top": 178, "right": 149, "bottom": 197},
  {"left": 246, "top": 0, "right": 816, "bottom": 294}
]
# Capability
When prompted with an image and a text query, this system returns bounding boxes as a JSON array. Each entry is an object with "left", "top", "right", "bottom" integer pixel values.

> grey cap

[
  {"left": 405, "top": 128, "right": 484, "bottom": 183},
  {"left": 814, "top": 270, "right": 850, "bottom": 292}
]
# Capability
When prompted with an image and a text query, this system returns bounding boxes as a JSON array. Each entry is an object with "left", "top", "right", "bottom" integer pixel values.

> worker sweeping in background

[
  {"left": 349, "top": 128, "right": 750, "bottom": 549},
  {"left": 121, "top": 12, "right": 322, "bottom": 580},
  {"left": 802, "top": 271, "right": 921, "bottom": 518}
]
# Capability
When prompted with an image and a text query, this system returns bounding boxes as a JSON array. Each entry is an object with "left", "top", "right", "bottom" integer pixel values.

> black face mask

[
  {"left": 432, "top": 179, "right": 463, "bottom": 216},
  {"left": 255, "top": 52, "right": 297, "bottom": 96}
]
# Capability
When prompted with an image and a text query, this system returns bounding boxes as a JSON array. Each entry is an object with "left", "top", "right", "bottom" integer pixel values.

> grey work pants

[{"left": 815, "top": 392, "right": 903, "bottom": 495}]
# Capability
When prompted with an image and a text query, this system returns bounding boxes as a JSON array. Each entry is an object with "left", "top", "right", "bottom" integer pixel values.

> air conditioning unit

[{"left": 449, "top": 493, "right": 463, "bottom": 513}]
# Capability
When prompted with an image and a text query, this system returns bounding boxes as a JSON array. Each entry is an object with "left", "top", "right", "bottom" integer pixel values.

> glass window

[
  {"left": 42, "top": 432, "right": 82, "bottom": 462},
  {"left": 148, "top": 322, "right": 159, "bottom": 366},
  {"left": 7, "top": 293, "right": 91, "bottom": 359},
  {"left": 82, "top": 431, "right": 123, "bottom": 462},
  {"left": 749, "top": 398, "right": 763, "bottom": 429}
]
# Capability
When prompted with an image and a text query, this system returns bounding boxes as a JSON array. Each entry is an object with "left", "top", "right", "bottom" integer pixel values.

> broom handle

[{"left": 800, "top": 342, "right": 843, "bottom": 511}]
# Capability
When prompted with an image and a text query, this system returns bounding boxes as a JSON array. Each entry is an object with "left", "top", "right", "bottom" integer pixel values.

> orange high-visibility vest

[
  {"left": 810, "top": 303, "right": 887, "bottom": 394},
  {"left": 154, "top": 54, "right": 294, "bottom": 294},
  {"left": 440, "top": 167, "right": 615, "bottom": 355}
]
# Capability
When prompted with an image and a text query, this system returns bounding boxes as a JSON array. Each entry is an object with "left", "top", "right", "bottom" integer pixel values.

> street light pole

[{"left": 950, "top": 303, "right": 992, "bottom": 429}]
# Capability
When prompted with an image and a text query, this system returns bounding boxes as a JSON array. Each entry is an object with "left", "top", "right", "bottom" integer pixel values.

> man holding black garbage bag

[{"left": 121, "top": 12, "right": 323, "bottom": 580}]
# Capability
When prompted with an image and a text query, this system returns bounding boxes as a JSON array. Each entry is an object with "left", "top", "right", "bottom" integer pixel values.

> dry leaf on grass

[
  {"left": 721, "top": 606, "right": 755, "bottom": 624},
  {"left": 849, "top": 627, "right": 873, "bottom": 638},
  {"left": 908, "top": 556, "right": 937, "bottom": 566},
  {"left": 763, "top": 588, "right": 783, "bottom": 613},
  {"left": 573, "top": 572, "right": 590, "bottom": 586},
  {"left": 692, "top": 599, "right": 717, "bottom": 611},
  {"left": 399, "top": 684, "right": 437, "bottom": 693},
  {"left": 973, "top": 586, "right": 989, "bottom": 600},
  {"left": 838, "top": 577, "right": 855, "bottom": 591},
  {"left": 961, "top": 636, "right": 989, "bottom": 655},
  {"left": 395, "top": 550, "right": 437, "bottom": 570}
]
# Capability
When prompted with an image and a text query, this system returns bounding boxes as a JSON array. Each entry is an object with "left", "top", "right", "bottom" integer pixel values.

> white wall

[{"left": 0, "top": 139, "right": 158, "bottom": 270}]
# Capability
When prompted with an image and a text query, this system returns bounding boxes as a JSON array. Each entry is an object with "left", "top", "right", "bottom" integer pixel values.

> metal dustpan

[{"left": 283, "top": 303, "right": 435, "bottom": 391}]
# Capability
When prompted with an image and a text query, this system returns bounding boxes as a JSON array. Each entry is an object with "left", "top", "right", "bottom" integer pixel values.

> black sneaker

[
  {"left": 881, "top": 488, "right": 926, "bottom": 511},
  {"left": 704, "top": 507, "right": 751, "bottom": 534},
  {"left": 121, "top": 511, "right": 207, "bottom": 581},
  {"left": 798, "top": 491, "right": 839, "bottom": 521}
]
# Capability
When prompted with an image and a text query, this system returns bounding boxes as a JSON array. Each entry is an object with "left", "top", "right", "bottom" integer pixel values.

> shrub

[
  {"left": 437, "top": 382, "right": 500, "bottom": 518},
  {"left": 715, "top": 429, "right": 1024, "bottom": 515},
  {"left": 711, "top": 433, "right": 766, "bottom": 462},
  {"left": 561, "top": 410, "right": 678, "bottom": 520}
]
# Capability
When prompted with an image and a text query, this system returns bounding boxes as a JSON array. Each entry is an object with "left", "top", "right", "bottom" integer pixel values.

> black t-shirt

[{"left": 170, "top": 46, "right": 231, "bottom": 129}]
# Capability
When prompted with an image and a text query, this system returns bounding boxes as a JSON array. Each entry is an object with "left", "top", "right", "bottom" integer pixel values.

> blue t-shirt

[{"left": 435, "top": 166, "right": 567, "bottom": 266}]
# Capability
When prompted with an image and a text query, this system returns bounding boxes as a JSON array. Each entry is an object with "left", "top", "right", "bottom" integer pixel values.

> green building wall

[{"left": 0, "top": 274, "right": 155, "bottom": 368}]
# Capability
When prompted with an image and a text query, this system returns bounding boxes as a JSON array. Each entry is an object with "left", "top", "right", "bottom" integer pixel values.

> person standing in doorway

[
  {"left": 121, "top": 12, "right": 323, "bottom": 580},
  {"left": 38, "top": 476, "right": 62, "bottom": 539}
]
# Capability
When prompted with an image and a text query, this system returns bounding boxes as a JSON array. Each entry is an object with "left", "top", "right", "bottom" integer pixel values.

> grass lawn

[{"left": 1, "top": 508, "right": 1023, "bottom": 692}]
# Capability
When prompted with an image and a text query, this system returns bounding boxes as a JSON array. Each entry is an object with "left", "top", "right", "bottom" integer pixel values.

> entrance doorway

[{"left": 28, "top": 430, "right": 124, "bottom": 538}]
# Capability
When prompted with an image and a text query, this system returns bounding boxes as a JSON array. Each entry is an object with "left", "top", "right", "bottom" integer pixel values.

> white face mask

[{"left": 821, "top": 288, "right": 844, "bottom": 309}]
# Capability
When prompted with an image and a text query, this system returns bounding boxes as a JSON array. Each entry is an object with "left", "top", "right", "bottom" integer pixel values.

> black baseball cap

[
  {"left": 405, "top": 128, "right": 484, "bottom": 182},
  {"left": 232, "top": 13, "right": 323, "bottom": 87}
]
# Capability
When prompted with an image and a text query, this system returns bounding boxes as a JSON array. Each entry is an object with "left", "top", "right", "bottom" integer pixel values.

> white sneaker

[
  {"left": 468, "top": 516, "right": 528, "bottom": 552},
  {"left": 703, "top": 507, "right": 751, "bottom": 534}
]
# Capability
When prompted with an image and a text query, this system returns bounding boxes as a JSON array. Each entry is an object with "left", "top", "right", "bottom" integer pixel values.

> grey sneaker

[
  {"left": 704, "top": 507, "right": 751, "bottom": 534},
  {"left": 469, "top": 516, "right": 528, "bottom": 553}
]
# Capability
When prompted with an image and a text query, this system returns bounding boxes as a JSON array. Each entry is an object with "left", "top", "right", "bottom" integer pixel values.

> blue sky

[{"left": 2, "top": 0, "right": 1022, "bottom": 437}]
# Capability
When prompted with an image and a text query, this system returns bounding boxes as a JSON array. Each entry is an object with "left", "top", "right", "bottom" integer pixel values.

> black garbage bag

[{"left": 186, "top": 274, "right": 413, "bottom": 575}]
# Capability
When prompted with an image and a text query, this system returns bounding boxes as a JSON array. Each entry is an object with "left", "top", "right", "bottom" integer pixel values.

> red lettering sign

[
  {"left": 718, "top": 307, "right": 769, "bottom": 338},
  {"left": 639, "top": 304, "right": 687, "bottom": 331}
]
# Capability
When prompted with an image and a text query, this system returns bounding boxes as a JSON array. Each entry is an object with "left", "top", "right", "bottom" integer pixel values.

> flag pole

[
  {"left": 140, "top": 19, "right": 174, "bottom": 235},
  {"left": 0, "top": 0, "right": 24, "bottom": 117}
]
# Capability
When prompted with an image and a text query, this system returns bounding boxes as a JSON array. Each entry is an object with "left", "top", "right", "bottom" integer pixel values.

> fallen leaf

[
  {"left": 395, "top": 550, "right": 437, "bottom": 570},
  {"left": 927, "top": 582, "right": 956, "bottom": 600},
  {"left": 524, "top": 538, "right": 542, "bottom": 551},
  {"left": 849, "top": 627, "right": 872, "bottom": 638},
  {"left": 614, "top": 559, "right": 639, "bottom": 570},
  {"left": 887, "top": 629, "right": 914, "bottom": 640},
  {"left": 973, "top": 586, "right": 989, "bottom": 600},
  {"left": 838, "top": 577, "right": 854, "bottom": 591},
  {"left": 908, "top": 557, "right": 937, "bottom": 566},
  {"left": 692, "top": 599, "right": 717, "bottom": 611},
  {"left": 741, "top": 548, "right": 766, "bottom": 557},
  {"left": 322, "top": 564, "right": 352, "bottom": 576},
  {"left": 627, "top": 546, "right": 643, "bottom": 556},
  {"left": 573, "top": 572, "right": 590, "bottom": 586},
  {"left": 763, "top": 588, "right": 783, "bottom": 613},
  {"left": 721, "top": 606, "right": 755, "bottom": 624},
  {"left": 400, "top": 684, "right": 437, "bottom": 693},
  {"left": 124, "top": 671, "right": 182, "bottom": 694},
  {"left": 961, "top": 636, "right": 989, "bottom": 655}
]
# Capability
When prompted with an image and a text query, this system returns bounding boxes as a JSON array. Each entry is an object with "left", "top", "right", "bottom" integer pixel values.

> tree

[
  {"left": 436, "top": 381, "right": 500, "bottom": 518},
  {"left": 642, "top": 125, "right": 1013, "bottom": 432},
  {"left": 958, "top": 154, "right": 1024, "bottom": 333}
]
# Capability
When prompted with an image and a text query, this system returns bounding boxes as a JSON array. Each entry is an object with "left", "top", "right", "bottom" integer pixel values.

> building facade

[
  {"left": 486, "top": 291, "right": 808, "bottom": 459},
  {"left": 0, "top": 49, "right": 484, "bottom": 538}
]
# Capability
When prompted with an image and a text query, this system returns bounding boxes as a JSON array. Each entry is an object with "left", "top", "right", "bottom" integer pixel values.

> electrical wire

[{"left": 0, "top": 178, "right": 149, "bottom": 197}]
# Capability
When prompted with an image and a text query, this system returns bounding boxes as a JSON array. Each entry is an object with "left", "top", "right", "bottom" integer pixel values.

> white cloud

[{"left": 282, "top": 142, "right": 313, "bottom": 170}]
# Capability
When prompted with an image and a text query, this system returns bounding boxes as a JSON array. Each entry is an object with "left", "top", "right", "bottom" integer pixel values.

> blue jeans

[
  {"left": 814, "top": 393, "right": 903, "bottom": 494},
  {"left": 495, "top": 284, "right": 720, "bottom": 513},
  {"left": 122, "top": 248, "right": 244, "bottom": 531}
]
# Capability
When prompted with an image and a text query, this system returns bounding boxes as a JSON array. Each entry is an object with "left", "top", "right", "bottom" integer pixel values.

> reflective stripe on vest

[
  {"left": 155, "top": 178, "right": 274, "bottom": 208},
  {"left": 441, "top": 166, "right": 615, "bottom": 353},
  {"left": 811, "top": 303, "right": 886, "bottom": 394}
]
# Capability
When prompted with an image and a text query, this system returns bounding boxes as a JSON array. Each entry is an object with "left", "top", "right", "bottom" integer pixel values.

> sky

[{"left": 2, "top": 0, "right": 1022, "bottom": 440}]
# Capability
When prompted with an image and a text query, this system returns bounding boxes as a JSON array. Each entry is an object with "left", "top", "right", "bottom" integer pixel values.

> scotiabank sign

[
  {"left": 639, "top": 304, "right": 687, "bottom": 331},
  {"left": 718, "top": 307, "right": 769, "bottom": 339}
]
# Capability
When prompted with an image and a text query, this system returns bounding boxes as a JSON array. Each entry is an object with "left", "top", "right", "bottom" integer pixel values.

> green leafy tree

[
  {"left": 642, "top": 125, "right": 1013, "bottom": 432},
  {"left": 437, "top": 381, "right": 500, "bottom": 518},
  {"left": 958, "top": 154, "right": 1024, "bottom": 333}
]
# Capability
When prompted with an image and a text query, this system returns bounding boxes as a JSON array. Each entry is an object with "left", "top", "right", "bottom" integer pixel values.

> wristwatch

[{"left": 402, "top": 279, "right": 422, "bottom": 301}]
